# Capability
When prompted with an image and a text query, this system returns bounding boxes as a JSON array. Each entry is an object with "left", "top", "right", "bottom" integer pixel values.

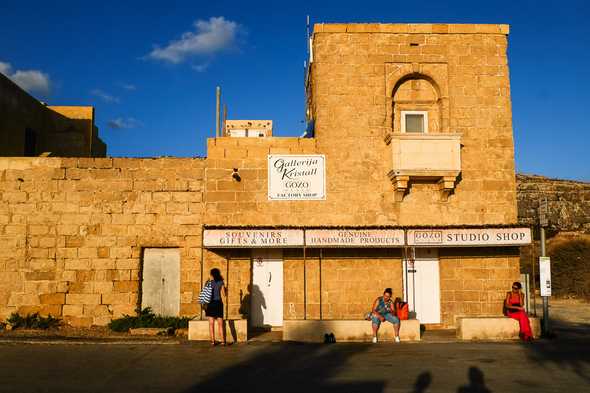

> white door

[
  {"left": 141, "top": 248, "right": 180, "bottom": 316},
  {"left": 403, "top": 248, "right": 441, "bottom": 324},
  {"left": 251, "top": 249, "right": 283, "bottom": 328}
]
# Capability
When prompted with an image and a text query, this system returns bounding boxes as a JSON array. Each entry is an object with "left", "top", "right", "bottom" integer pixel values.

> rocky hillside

[{"left": 517, "top": 174, "right": 590, "bottom": 234}]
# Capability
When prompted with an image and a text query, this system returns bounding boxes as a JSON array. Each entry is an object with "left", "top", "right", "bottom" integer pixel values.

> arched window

[{"left": 392, "top": 76, "right": 441, "bottom": 134}]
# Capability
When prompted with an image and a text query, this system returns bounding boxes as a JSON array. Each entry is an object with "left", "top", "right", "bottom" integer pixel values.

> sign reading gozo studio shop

[
  {"left": 268, "top": 155, "right": 326, "bottom": 200},
  {"left": 203, "top": 229, "right": 304, "bottom": 248},
  {"left": 407, "top": 227, "right": 531, "bottom": 247},
  {"left": 306, "top": 229, "right": 405, "bottom": 248}
]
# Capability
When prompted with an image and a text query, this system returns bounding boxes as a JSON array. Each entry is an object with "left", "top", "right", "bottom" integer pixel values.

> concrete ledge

[
  {"left": 188, "top": 319, "right": 247, "bottom": 343},
  {"left": 283, "top": 319, "right": 421, "bottom": 342},
  {"left": 457, "top": 317, "right": 541, "bottom": 340}
]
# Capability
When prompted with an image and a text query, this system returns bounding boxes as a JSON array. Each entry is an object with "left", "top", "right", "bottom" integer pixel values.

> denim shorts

[{"left": 371, "top": 313, "right": 400, "bottom": 327}]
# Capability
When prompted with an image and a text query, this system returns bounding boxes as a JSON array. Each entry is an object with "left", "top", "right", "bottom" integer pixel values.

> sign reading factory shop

[
  {"left": 203, "top": 229, "right": 304, "bottom": 248},
  {"left": 268, "top": 155, "right": 326, "bottom": 200},
  {"left": 407, "top": 228, "right": 532, "bottom": 247},
  {"left": 306, "top": 229, "right": 404, "bottom": 248}
]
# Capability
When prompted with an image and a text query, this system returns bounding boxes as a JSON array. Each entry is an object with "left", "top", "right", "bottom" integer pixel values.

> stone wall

[
  {"left": 517, "top": 174, "right": 590, "bottom": 234},
  {"left": 309, "top": 23, "right": 517, "bottom": 226},
  {"left": 283, "top": 249, "right": 402, "bottom": 320},
  {"left": 0, "top": 157, "right": 204, "bottom": 325},
  {"left": 439, "top": 248, "right": 520, "bottom": 327}
]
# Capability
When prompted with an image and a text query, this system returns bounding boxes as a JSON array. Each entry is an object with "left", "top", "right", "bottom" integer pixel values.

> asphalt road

[{"left": 1, "top": 339, "right": 589, "bottom": 393}]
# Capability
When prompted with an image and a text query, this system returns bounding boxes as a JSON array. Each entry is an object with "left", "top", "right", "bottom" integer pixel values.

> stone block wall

[
  {"left": 308, "top": 24, "right": 517, "bottom": 227},
  {"left": 0, "top": 157, "right": 205, "bottom": 326},
  {"left": 439, "top": 247, "right": 520, "bottom": 327},
  {"left": 283, "top": 249, "right": 402, "bottom": 320}
]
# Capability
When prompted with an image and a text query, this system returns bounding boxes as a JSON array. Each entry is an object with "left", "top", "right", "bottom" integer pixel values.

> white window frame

[{"left": 401, "top": 110, "right": 429, "bottom": 133}]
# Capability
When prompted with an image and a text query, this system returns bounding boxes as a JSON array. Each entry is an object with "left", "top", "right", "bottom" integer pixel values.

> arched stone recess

[{"left": 383, "top": 63, "right": 461, "bottom": 202}]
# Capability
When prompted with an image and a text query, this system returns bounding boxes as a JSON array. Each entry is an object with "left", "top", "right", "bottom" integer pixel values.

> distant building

[
  {"left": 224, "top": 120, "right": 273, "bottom": 138},
  {"left": 0, "top": 73, "right": 106, "bottom": 157}
]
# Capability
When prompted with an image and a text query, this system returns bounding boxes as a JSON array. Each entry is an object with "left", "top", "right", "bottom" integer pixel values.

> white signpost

[
  {"left": 539, "top": 256, "right": 552, "bottom": 297},
  {"left": 268, "top": 155, "right": 326, "bottom": 200}
]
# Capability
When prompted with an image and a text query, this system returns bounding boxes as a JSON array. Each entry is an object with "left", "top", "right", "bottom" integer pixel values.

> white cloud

[
  {"left": 122, "top": 83, "right": 136, "bottom": 91},
  {"left": 0, "top": 61, "right": 51, "bottom": 96},
  {"left": 91, "top": 89, "right": 120, "bottom": 103},
  {"left": 0, "top": 61, "right": 11, "bottom": 75},
  {"left": 148, "top": 17, "right": 240, "bottom": 64},
  {"left": 191, "top": 63, "right": 209, "bottom": 72},
  {"left": 107, "top": 117, "right": 142, "bottom": 129}
]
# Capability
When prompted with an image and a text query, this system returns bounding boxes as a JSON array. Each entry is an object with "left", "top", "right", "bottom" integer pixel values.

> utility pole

[
  {"left": 215, "top": 86, "right": 221, "bottom": 138},
  {"left": 539, "top": 197, "right": 550, "bottom": 335}
]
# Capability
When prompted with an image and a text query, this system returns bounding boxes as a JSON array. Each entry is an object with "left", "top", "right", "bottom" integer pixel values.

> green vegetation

[
  {"left": 7, "top": 312, "right": 61, "bottom": 329},
  {"left": 108, "top": 307, "right": 191, "bottom": 333}
]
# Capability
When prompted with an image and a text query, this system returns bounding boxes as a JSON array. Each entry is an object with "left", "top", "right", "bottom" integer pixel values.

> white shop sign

[
  {"left": 539, "top": 257, "right": 552, "bottom": 297},
  {"left": 306, "top": 229, "right": 405, "bottom": 247},
  {"left": 407, "top": 228, "right": 531, "bottom": 247},
  {"left": 204, "top": 229, "right": 304, "bottom": 248},
  {"left": 268, "top": 155, "right": 326, "bottom": 200}
]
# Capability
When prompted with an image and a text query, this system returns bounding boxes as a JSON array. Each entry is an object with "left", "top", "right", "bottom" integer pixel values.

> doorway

[
  {"left": 403, "top": 248, "right": 441, "bottom": 324},
  {"left": 141, "top": 248, "right": 180, "bottom": 316},
  {"left": 250, "top": 249, "right": 283, "bottom": 328}
]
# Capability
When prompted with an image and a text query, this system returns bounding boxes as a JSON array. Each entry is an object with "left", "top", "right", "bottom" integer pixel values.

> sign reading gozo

[
  {"left": 407, "top": 228, "right": 531, "bottom": 247},
  {"left": 268, "top": 155, "right": 326, "bottom": 200},
  {"left": 203, "top": 229, "right": 304, "bottom": 248}
]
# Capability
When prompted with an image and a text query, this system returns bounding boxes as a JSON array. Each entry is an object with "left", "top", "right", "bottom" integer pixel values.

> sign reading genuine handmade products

[
  {"left": 407, "top": 228, "right": 531, "bottom": 247},
  {"left": 306, "top": 229, "right": 405, "bottom": 247},
  {"left": 204, "top": 229, "right": 304, "bottom": 248},
  {"left": 268, "top": 155, "right": 326, "bottom": 200}
]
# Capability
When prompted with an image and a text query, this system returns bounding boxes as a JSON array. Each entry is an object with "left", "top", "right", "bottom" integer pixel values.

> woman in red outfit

[{"left": 505, "top": 281, "right": 533, "bottom": 341}]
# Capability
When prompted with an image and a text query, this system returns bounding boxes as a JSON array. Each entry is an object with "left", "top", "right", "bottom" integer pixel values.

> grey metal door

[{"left": 141, "top": 248, "right": 180, "bottom": 316}]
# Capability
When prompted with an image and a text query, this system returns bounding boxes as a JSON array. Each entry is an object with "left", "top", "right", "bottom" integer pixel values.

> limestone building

[
  {"left": 0, "top": 23, "right": 530, "bottom": 339},
  {"left": 0, "top": 73, "right": 106, "bottom": 157}
]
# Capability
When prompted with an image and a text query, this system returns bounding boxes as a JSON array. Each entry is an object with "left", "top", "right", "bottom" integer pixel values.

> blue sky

[{"left": 1, "top": 0, "right": 588, "bottom": 181}]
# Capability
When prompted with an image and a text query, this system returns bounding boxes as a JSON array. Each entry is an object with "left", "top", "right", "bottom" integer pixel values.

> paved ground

[{"left": 1, "top": 338, "right": 589, "bottom": 393}]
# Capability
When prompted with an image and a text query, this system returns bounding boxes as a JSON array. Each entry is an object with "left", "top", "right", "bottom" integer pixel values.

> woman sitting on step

[
  {"left": 504, "top": 281, "right": 533, "bottom": 341},
  {"left": 370, "top": 288, "right": 401, "bottom": 343}
]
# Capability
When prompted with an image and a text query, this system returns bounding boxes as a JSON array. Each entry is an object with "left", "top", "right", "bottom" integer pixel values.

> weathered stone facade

[
  {"left": 0, "top": 24, "right": 525, "bottom": 330},
  {"left": 0, "top": 157, "right": 204, "bottom": 326},
  {"left": 517, "top": 174, "right": 590, "bottom": 234}
]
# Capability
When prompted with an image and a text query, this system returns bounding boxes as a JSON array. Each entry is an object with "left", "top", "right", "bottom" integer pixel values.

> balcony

[{"left": 387, "top": 133, "right": 462, "bottom": 201}]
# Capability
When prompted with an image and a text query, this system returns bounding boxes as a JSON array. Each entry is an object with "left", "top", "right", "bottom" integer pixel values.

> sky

[{"left": 1, "top": 0, "right": 589, "bottom": 181}]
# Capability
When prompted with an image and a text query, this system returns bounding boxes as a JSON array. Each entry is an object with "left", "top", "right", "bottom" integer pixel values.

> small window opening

[
  {"left": 401, "top": 111, "right": 428, "bottom": 133},
  {"left": 24, "top": 128, "right": 37, "bottom": 156}
]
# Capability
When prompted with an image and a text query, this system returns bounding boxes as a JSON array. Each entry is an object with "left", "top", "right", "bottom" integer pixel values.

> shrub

[
  {"left": 108, "top": 307, "right": 191, "bottom": 332},
  {"left": 7, "top": 313, "right": 61, "bottom": 330}
]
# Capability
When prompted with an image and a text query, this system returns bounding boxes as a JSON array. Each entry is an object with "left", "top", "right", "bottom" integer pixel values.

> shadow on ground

[
  {"left": 522, "top": 318, "right": 590, "bottom": 383},
  {"left": 182, "top": 343, "right": 383, "bottom": 393}
]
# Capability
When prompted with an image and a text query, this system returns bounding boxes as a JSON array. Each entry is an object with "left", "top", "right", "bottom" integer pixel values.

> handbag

[
  {"left": 198, "top": 280, "right": 213, "bottom": 304},
  {"left": 396, "top": 301, "right": 409, "bottom": 320}
]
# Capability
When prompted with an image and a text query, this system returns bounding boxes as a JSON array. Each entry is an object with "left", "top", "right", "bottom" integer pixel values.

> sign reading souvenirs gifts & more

[
  {"left": 204, "top": 229, "right": 304, "bottom": 248},
  {"left": 268, "top": 155, "right": 326, "bottom": 200},
  {"left": 407, "top": 228, "right": 531, "bottom": 247}
]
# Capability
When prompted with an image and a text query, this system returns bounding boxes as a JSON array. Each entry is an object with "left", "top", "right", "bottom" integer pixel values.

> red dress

[{"left": 506, "top": 292, "right": 533, "bottom": 341}]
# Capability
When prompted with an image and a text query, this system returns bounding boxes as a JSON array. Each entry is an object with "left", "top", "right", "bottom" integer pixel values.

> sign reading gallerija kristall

[{"left": 268, "top": 155, "right": 326, "bottom": 200}]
